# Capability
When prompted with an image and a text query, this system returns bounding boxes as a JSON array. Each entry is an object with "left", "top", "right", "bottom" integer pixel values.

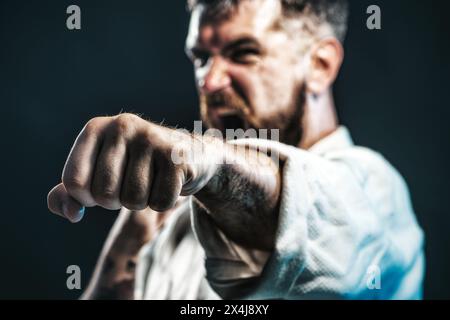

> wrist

[{"left": 180, "top": 134, "right": 225, "bottom": 196}]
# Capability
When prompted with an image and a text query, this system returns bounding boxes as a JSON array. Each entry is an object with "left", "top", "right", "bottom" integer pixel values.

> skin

[
  {"left": 80, "top": 206, "right": 172, "bottom": 300},
  {"left": 47, "top": 0, "right": 344, "bottom": 299}
]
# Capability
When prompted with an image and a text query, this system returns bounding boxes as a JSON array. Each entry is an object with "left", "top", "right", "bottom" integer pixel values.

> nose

[
  {"left": 106, "top": 262, "right": 135, "bottom": 288},
  {"left": 198, "top": 57, "right": 231, "bottom": 94},
  {"left": 112, "top": 271, "right": 132, "bottom": 285}
]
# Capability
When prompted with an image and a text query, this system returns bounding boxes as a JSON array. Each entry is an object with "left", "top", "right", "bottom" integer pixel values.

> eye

[
  {"left": 126, "top": 259, "right": 136, "bottom": 272},
  {"left": 104, "top": 257, "right": 114, "bottom": 273},
  {"left": 230, "top": 48, "right": 260, "bottom": 64},
  {"left": 194, "top": 57, "right": 207, "bottom": 68},
  {"left": 192, "top": 50, "right": 210, "bottom": 68}
]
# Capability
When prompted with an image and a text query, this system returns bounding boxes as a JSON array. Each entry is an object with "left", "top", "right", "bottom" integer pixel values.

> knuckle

[
  {"left": 117, "top": 112, "right": 138, "bottom": 121},
  {"left": 91, "top": 184, "right": 121, "bottom": 209},
  {"left": 122, "top": 201, "right": 148, "bottom": 211},
  {"left": 84, "top": 117, "right": 104, "bottom": 136},
  {"left": 149, "top": 192, "right": 176, "bottom": 212},
  {"left": 91, "top": 173, "right": 120, "bottom": 205},
  {"left": 131, "top": 130, "right": 153, "bottom": 152},
  {"left": 110, "top": 113, "right": 138, "bottom": 137},
  {"left": 121, "top": 192, "right": 148, "bottom": 211},
  {"left": 153, "top": 146, "right": 173, "bottom": 165},
  {"left": 148, "top": 201, "right": 170, "bottom": 213},
  {"left": 62, "top": 175, "right": 86, "bottom": 193},
  {"left": 92, "top": 186, "right": 118, "bottom": 204}
]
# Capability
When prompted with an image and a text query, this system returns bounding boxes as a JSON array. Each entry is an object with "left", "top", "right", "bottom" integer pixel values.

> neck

[{"left": 298, "top": 89, "right": 339, "bottom": 149}]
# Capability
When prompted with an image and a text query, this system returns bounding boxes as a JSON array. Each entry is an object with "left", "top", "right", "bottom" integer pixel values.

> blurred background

[{"left": 0, "top": 0, "right": 449, "bottom": 299}]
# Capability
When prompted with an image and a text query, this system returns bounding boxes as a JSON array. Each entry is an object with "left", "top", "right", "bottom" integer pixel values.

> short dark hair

[{"left": 187, "top": 0, "right": 349, "bottom": 42}]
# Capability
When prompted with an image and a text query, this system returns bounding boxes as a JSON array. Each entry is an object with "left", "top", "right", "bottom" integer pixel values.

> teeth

[{"left": 218, "top": 109, "right": 239, "bottom": 116}]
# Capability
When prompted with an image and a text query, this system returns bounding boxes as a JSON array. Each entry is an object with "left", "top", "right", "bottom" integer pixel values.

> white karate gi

[{"left": 135, "top": 127, "right": 425, "bottom": 300}]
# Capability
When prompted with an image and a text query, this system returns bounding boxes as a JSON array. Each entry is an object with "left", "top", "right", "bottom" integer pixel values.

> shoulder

[{"left": 323, "top": 145, "right": 403, "bottom": 187}]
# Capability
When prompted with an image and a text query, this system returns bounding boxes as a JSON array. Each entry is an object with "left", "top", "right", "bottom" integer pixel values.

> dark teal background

[{"left": 0, "top": 0, "right": 449, "bottom": 299}]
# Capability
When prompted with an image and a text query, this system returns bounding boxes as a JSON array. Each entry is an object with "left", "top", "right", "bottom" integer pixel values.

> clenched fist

[{"left": 47, "top": 113, "right": 222, "bottom": 223}]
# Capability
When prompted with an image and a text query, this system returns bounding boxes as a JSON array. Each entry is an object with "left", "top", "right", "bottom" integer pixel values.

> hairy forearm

[{"left": 194, "top": 143, "right": 282, "bottom": 251}]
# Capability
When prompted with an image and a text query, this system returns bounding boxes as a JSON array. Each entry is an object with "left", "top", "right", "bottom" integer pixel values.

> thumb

[{"left": 47, "top": 183, "right": 85, "bottom": 223}]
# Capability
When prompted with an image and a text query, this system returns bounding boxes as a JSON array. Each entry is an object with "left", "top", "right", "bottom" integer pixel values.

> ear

[{"left": 305, "top": 38, "right": 344, "bottom": 95}]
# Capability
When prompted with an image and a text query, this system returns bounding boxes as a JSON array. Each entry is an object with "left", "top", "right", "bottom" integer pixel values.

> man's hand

[
  {"left": 48, "top": 112, "right": 281, "bottom": 250},
  {"left": 47, "top": 113, "right": 220, "bottom": 223}
]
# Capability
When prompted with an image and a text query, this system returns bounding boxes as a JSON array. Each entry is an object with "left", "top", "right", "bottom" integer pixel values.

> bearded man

[{"left": 47, "top": 0, "right": 425, "bottom": 300}]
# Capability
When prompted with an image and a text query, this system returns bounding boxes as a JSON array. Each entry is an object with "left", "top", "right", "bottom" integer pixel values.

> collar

[{"left": 307, "top": 126, "right": 354, "bottom": 156}]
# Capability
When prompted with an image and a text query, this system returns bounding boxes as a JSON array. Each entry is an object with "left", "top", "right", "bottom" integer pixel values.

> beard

[{"left": 199, "top": 83, "right": 306, "bottom": 147}]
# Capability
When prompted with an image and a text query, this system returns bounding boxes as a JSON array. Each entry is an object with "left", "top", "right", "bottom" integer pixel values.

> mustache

[
  {"left": 204, "top": 90, "right": 248, "bottom": 113},
  {"left": 200, "top": 90, "right": 266, "bottom": 131},
  {"left": 96, "top": 279, "right": 135, "bottom": 300}
]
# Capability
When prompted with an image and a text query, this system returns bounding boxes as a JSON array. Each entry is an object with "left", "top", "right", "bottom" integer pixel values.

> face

[
  {"left": 97, "top": 212, "right": 156, "bottom": 300},
  {"left": 99, "top": 248, "right": 137, "bottom": 300},
  {"left": 185, "top": 0, "right": 311, "bottom": 146}
]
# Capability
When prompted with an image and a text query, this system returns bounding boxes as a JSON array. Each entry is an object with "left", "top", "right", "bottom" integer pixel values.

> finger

[
  {"left": 91, "top": 134, "right": 128, "bottom": 210},
  {"left": 120, "top": 138, "right": 153, "bottom": 211},
  {"left": 62, "top": 118, "right": 107, "bottom": 207},
  {"left": 148, "top": 151, "right": 183, "bottom": 212},
  {"left": 48, "top": 183, "right": 86, "bottom": 223}
]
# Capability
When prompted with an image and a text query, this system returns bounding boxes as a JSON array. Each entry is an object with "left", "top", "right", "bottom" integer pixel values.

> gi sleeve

[{"left": 190, "top": 138, "right": 425, "bottom": 299}]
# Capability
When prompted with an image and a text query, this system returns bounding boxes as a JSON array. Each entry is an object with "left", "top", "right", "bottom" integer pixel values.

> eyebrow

[
  {"left": 222, "top": 36, "right": 262, "bottom": 55},
  {"left": 186, "top": 36, "right": 262, "bottom": 58}
]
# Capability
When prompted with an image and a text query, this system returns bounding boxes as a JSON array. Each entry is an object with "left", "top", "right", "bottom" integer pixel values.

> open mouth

[{"left": 219, "top": 113, "right": 247, "bottom": 132}]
